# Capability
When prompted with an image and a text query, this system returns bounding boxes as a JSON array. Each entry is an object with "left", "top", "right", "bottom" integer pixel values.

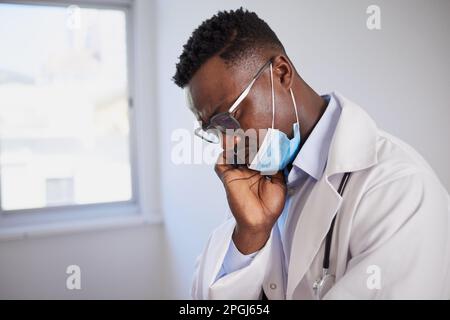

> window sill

[{"left": 0, "top": 206, "right": 162, "bottom": 242}]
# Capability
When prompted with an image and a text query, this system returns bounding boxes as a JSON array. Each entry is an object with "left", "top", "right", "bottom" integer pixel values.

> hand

[{"left": 215, "top": 153, "right": 287, "bottom": 254}]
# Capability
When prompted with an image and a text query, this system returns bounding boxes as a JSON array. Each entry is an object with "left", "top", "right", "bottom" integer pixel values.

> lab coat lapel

[
  {"left": 285, "top": 91, "right": 378, "bottom": 299},
  {"left": 286, "top": 175, "right": 342, "bottom": 299}
]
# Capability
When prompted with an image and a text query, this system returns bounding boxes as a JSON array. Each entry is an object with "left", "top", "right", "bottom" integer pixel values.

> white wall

[
  {"left": 0, "top": 224, "right": 169, "bottom": 299},
  {"left": 156, "top": 0, "right": 450, "bottom": 298},
  {"left": 0, "top": 0, "right": 448, "bottom": 299}
]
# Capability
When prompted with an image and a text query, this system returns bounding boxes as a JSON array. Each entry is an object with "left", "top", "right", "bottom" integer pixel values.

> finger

[
  {"left": 270, "top": 170, "right": 286, "bottom": 185},
  {"left": 260, "top": 171, "right": 286, "bottom": 194},
  {"left": 214, "top": 152, "right": 234, "bottom": 179},
  {"left": 256, "top": 170, "right": 285, "bottom": 184},
  {"left": 263, "top": 172, "right": 287, "bottom": 198}
]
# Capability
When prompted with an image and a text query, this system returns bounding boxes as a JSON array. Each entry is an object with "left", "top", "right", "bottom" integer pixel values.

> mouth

[
  {"left": 220, "top": 129, "right": 267, "bottom": 166},
  {"left": 222, "top": 144, "right": 258, "bottom": 166}
]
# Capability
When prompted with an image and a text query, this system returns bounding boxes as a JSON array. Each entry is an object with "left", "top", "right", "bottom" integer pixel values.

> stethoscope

[{"left": 312, "top": 172, "right": 351, "bottom": 299}]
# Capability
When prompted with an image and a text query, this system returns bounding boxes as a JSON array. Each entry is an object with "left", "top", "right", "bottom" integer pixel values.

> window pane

[{"left": 0, "top": 3, "right": 132, "bottom": 210}]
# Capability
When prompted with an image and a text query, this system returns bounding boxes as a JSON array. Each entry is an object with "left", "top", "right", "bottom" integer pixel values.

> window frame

[{"left": 0, "top": 0, "right": 161, "bottom": 240}]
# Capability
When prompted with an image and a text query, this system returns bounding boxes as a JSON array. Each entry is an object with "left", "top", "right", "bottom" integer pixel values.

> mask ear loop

[
  {"left": 269, "top": 63, "right": 275, "bottom": 129},
  {"left": 290, "top": 88, "right": 299, "bottom": 126},
  {"left": 270, "top": 63, "right": 299, "bottom": 128}
]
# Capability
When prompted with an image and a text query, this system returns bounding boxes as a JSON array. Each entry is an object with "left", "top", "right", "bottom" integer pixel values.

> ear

[{"left": 272, "top": 55, "right": 294, "bottom": 90}]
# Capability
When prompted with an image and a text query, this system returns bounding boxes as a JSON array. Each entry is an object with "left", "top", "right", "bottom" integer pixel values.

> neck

[{"left": 291, "top": 76, "right": 327, "bottom": 147}]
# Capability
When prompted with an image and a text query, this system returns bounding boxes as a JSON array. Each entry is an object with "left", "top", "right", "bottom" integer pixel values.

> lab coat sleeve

[
  {"left": 191, "top": 217, "right": 275, "bottom": 300},
  {"left": 216, "top": 240, "right": 258, "bottom": 280},
  {"left": 324, "top": 171, "right": 450, "bottom": 299}
]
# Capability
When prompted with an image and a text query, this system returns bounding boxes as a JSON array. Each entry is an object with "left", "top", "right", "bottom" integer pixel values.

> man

[{"left": 173, "top": 8, "right": 449, "bottom": 299}]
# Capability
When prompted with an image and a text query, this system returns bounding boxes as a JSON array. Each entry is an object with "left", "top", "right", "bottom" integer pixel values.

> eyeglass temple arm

[
  {"left": 228, "top": 59, "right": 273, "bottom": 114},
  {"left": 228, "top": 78, "right": 256, "bottom": 113}
]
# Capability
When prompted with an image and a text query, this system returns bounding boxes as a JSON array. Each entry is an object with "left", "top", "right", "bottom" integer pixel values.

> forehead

[{"left": 186, "top": 56, "right": 248, "bottom": 122}]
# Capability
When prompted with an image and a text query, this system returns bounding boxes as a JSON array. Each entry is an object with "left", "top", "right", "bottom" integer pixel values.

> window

[{"left": 0, "top": 2, "right": 134, "bottom": 211}]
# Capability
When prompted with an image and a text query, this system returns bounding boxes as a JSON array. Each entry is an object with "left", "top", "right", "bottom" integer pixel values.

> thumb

[{"left": 214, "top": 151, "right": 234, "bottom": 180}]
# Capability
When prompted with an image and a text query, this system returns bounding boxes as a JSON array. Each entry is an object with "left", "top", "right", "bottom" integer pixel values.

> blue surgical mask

[{"left": 248, "top": 63, "right": 301, "bottom": 175}]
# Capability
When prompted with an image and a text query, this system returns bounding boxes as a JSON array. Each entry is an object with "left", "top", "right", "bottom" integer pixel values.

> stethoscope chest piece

[{"left": 313, "top": 268, "right": 336, "bottom": 299}]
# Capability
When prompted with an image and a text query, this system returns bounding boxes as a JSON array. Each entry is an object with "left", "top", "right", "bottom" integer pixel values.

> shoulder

[
  {"left": 347, "top": 129, "right": 449, "bottom": 254},
  {"left": 364, "top": 129, "right": 447, "bottom": 196}
]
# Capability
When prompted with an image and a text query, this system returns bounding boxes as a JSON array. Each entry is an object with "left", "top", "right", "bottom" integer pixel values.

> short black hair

[{"left": 173, "top": 8, "right": 285, "bottom": 88}]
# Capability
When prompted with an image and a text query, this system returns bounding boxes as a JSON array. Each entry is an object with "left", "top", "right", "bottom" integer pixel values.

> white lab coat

[{"left": 192, "top": 92, "right": 450, "bottom": 300}]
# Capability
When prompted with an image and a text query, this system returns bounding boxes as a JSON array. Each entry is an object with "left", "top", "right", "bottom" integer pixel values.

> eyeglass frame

[{"left": 194, "top": 57, "right": 274, "bottom": 143}]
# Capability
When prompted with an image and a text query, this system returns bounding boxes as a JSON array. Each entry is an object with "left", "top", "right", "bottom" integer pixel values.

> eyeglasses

[{"left": 194, "top": 58, "right": 273, "bottom": 143}]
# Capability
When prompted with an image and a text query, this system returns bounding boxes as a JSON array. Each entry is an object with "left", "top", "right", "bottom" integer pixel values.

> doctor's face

[
  {"left": 186, "top": 55, "right": 292, "bottom": 164},
  {"left": 186, "top": 55, "right": 271, "bottom": 161}
]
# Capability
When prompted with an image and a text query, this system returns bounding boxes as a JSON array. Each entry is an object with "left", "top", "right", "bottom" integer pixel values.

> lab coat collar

[
  {"left": 290, "top": 93, "right": 339, "bottom": 182},
  {"left": 325, "top": 91, "right": 378, "bottom": 176},
  {"left": 286, "top": 92, "right": 378, "bottom": 299}
]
